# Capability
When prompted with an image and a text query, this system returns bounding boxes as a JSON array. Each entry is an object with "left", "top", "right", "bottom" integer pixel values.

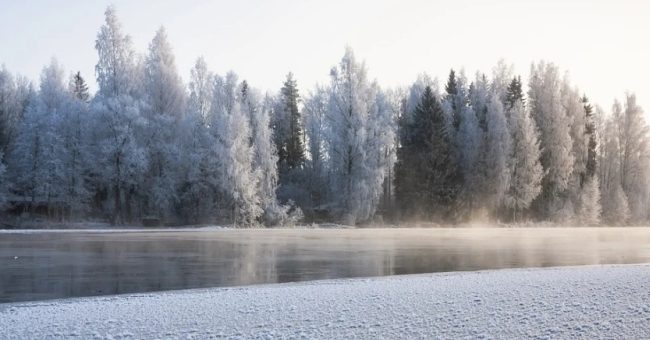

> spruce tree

[
  {"left": 280, "top": 73, "right": 304, "bottom": 169},
  {"left": 70, "top": 72, "right": 90, "bottom": 102},
  {"left": 582, "top": 95, "right": 597, "bottom": 180},
  {"left": 505, "top": 76, "right": 524, "bottom": 110},
  {"left": 444, "top": 69, "right": 461, "bottom": 130},
  {"left": 395, "top": 86, "right": 461, "bottom": 220}
]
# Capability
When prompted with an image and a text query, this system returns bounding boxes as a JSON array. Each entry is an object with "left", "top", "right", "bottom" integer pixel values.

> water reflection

[{"left": 1, "top": 228, "right": 649, "bottom": 303}]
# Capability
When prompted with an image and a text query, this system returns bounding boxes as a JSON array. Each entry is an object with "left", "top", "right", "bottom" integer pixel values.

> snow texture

[{"left": 1, "top": 264, "right": 649, "bottom": 339}]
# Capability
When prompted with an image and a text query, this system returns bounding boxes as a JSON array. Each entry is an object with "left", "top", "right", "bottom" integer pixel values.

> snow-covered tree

[
  {"left": 188, "top": 57, "right": 213, "bottom": 121},
  {"left": 0, "top": 66, "right": 32, "bottom": 155},
  {"left": 325, "top": 47, "right": 393, "bottom": 224},
  {"left": 303, "top": 85, "right": 329, "bottom": 210},
  {"left": 617, "top": 94, "right": 650, "bottom": 222},
  {"left": 528, "top": 62, "right": 575, "bottom": 218},
  {"left": 9, "top": 59, "right": 69, "bottom": 217},
  {"left": 504, "top": 100, "right": 543, "bottom": 221},
  {"left": 210, "top": 72, "right": 261, "bottom": 226},
  {"left": 576, "top": 176, "right": 601, "bottom": 225},
  {"left": 140, "top": 26, "right": 187, "bottom": 219},
  {"left": 483, "top": 94, "right": 512, "bottom": 212},
  {"left": 92, "top": 6, "right": 147, "bottom": 223},
  {"left": 95, "top": 5, "right": 137, "bottom": 99}
]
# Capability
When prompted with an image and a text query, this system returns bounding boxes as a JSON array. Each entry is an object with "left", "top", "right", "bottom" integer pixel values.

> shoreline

[{"left": 2, "top": 264, "right": 649, "bottom": 338}]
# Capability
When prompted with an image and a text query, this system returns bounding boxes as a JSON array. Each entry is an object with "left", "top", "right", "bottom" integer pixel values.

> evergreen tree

[
  {"left": 69, "top": 72, "right": 90, "bottom": 102},
  {"left": 505, "top": 76, "right": 524, "bottom": 110},
  {"left": 582, "top": 96, "right": 597, "bottom": 180},
  {"left": 444, "top": 69, "right": 462, "bottom": 130},
  {"left": 280, "top": 73, "right": 305, "bottom": 169},
  {"left": 395, "top": 86, "right": 460, "bottom": 220}
]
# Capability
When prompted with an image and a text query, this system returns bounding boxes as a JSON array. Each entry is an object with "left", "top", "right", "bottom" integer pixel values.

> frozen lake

[{"left": 1, "top": 227, "right": 650, "bottom": 303}]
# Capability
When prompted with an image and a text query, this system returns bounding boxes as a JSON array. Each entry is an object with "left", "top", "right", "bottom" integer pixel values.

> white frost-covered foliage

[
  {"left": 188, "top": 57, "right": 213, "bottom": 120},
  {"left": 141, "top": 26, "right": 187, "bottom": 218},
  {"left": 92, "top": 6, "right": 147, "bottom": 224},
  {"left": 210, "top": 73, "right": 261, "bottom": 226},
  {"left": 325, "top": 47, "right": 394, "bottom": 224},
  {"left": 483, "top": 94, "right": 512, "bottom": 210},
  {"left": 618, "top": 94, "right": 650, "bottom": 222},
  {"left": 3, "top": 5, "right": 650, "bottom": 227},
  {"left": 0, "top": 151, "right": 5, "bottom": 205},
  {"left": 303, "top": 86, "right": 329, "bottom": 207},
  {"left": 528, "top": 62, "right": 575, "bottom": 217},
  {"left": 577, "top": 176, "right": 601, "bottom": 225},
  {"left": 504, "top": 100, "right": 543, "bottom": 218},
  {"left": 9, "top": 60, "right": 68, "bottom": 210}
]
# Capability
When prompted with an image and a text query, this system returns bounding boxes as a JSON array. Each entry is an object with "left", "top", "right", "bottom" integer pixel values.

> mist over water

[{"left": 1, "top": 227, "right": 649, "bottom": 303}]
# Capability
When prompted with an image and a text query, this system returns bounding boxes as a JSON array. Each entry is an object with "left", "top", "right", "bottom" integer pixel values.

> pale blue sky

[{"left": 1, "top": 0, "right": 648, "bottom": 113}]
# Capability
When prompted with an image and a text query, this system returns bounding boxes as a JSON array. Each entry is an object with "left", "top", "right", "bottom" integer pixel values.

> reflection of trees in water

[{"left": 1, "top": 228, "right": 650, "bottom": 302}]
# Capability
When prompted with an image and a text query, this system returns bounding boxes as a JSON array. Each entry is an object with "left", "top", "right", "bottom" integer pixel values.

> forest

[{"left": 0, "top": 6, "right": 648, "bottom": 227}]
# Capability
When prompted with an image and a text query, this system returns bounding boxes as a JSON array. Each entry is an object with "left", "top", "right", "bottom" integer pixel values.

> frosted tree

[
  {"left": 9, "top": 60, "right": 68, "bottom": 217},
  {"left": 95, "top": 6, "right": 136, "bottom": 98},
  {"left": 561, "top": 78, "right": 588, "bottom": 211},
  {"left": 303, "top": 85, "right": 329, "bottom": 210},
  {"left": 617, "top": 94, "right": 650, "bottom": 222},
  {"left": 141, "top": 26, "right": 187, "bottom": 219},
  {"left": 528, "top": 62, "right": 575, "bottom": 219},
  {"left": 0, "top": 66, "right": 32, "bottom": 154},
  {"left": 504, "top": 100, "right": 543, "bottom": 221},
  {"left": 177, "top": 57, "right": 215, "bottom": 222},
  {"left": 505, "top": 76, "right": 525, "bottom": 110},
  {"left": 69, "top": 72, "right": 90, "bottom": 102},
  {"left": 210, "top": 72, "right": 261, "bottom": 226},
  {"left": 59, "top": 72, "right": 93, "bottom": 217},
  {"left": 325, "top": 47, "right": 393, "bottom": 224},
  {"left": 491, "top": 60, "right": 515, "bottom": 108},
  {"left": 443, "top": 69, "right": 469, "bottom": 132},
  {"left": 364, "top": 84, "right": 397, "bottom": 221},
  {"left": 188, "top": 57, "right": 213, "bottom": 120},
  {"left": 483, "top": 94, "right": 512, "bottom": 213},
  {"left": 401, "top": 74, "right": 437, "bottom": 142},
  {"left": 240, "top": 82, "right": 286, "bottom": 224},
  {"left": 456, "top": 102, "right": 481, "bottom": 214},
  {"left": 0, "top": 151, "right": 6, "bottom": 205},
  {"left": 93, "top": 5, "right": 147, "bottom": 224},
  {"left": 576, "top": 176, "right": 601, "bottom": 225},
  {"left": 144, "top": 26, "right": 186, "bottom": 118}
]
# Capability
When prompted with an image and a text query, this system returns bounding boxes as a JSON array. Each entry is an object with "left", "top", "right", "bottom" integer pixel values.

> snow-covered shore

[{"left": 1, "top": 265, "right": 649, "bottom": 339}]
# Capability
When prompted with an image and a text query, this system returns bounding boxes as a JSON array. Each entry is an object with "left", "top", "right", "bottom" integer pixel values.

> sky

[{"left": 1, "top": 0, "right": 649, "bottom": 114}]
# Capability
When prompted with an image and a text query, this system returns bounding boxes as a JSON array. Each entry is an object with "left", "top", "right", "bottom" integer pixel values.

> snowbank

[{"left": 1, "top": 265, "right": 649, "bottom": 338}]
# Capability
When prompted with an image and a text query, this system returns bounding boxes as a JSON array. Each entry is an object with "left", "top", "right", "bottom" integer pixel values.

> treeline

[{"left": 0, "top": 6, "right": 648, "bottom": 226}]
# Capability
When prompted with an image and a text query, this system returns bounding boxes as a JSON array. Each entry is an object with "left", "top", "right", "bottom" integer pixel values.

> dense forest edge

[{"left": 0, "top": 6, "right": 648, "bottom": 228}]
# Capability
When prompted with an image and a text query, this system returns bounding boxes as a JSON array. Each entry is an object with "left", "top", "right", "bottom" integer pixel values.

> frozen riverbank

[{"left": 1, "top": 265, "right": 649, "bottom": 339}]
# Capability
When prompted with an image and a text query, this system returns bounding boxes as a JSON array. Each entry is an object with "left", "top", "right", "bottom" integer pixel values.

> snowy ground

[{"left": 1, "top": 265, "right": 649, "bottom": 339}]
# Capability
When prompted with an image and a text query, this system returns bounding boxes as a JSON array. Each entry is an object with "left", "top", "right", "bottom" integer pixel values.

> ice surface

[{"left": 1, "top": 264, "right": 649, "bottom": 338}]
